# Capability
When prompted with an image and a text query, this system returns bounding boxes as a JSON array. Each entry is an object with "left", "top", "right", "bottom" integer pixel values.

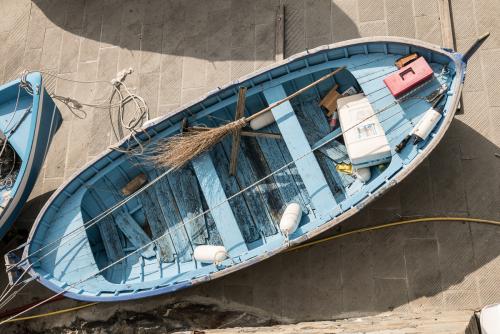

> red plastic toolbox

[{"left": 383, "top": 57, "right": 433, "bottom": 98}]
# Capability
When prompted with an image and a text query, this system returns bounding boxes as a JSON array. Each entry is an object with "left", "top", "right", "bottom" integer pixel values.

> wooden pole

[
  {"left": 246, "top": 66, "right": 345, "bottom": 123},
  {"left": 229, "top": 87, "right": 247, "bottom": 176},
  {"left": 275, "top": 5, "right": 285, "bottom": 61},
  {"left": 152, "top": 67, "right": 345, "bottom": 170}
]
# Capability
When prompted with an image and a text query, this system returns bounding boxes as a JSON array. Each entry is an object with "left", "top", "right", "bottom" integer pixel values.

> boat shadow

[{"left": 30, "top": 0, "right": 360, "bottom": 63}]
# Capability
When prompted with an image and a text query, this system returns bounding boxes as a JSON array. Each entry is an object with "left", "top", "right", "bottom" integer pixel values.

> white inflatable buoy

[
  {"left": 354, "top": 167, "right": 371, "bottom": 183},
  {"left": 480, "top": 303, "right": 500, "bottom": 334},
  {"left": 193, "top": 245, "right": 228, "bottom": 264},
  {"left": 249, "top": 112, "right": 275, "bottom": 130},
  {"left": 412, "top": 107, "right": 442, "bottom": 142},
  {"left": 279, "top": 203, "right": 302, "bottom": 236}
]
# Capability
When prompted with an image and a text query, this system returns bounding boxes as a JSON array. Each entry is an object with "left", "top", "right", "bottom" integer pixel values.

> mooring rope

[{"left": 22, "top": 69, "right": 150, "bottom": 155}]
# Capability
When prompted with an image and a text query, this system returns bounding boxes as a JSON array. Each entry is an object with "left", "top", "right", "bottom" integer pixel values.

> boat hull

[
  {"left": 23, "top": 37, "right": 465, "bottom": 301},
  {"left": 0, "top": 73, "right": 61, "bottom": 239}
]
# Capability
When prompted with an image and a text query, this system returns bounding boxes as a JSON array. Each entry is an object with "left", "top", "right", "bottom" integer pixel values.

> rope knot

[{"left": 228, "top": 117, "right": 247, "bottom": 133}]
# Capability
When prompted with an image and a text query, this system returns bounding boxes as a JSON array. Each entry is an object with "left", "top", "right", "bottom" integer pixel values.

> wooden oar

[{"left": 152, "top": 66, "right": 346, "bottom": 169}]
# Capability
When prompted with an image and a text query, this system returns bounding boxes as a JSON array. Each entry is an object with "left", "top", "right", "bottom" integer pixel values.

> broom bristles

[{"left": 151, "top": 118, "right": 247, "bottom": 170}]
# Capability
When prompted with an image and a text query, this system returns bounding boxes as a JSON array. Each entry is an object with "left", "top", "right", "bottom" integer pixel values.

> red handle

[{"left": 399, "top": 67, "right": 415, "bottom": 80}]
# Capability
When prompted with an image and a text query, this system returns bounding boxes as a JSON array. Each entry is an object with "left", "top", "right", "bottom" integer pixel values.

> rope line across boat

[
  {"left": 3, "top": 63, "right": 449, "bottom": 307},
  {"left": 2, "top": 216, "right": 499, "bottom": 325},
  {"left": 1, "top": 96, "right": 432, "bottom": 311},
  {"left": 15, "top": 56, "right": 418, "bottom": 261},
  {"left": 3, "top": 60, "right": 450, "bottom": 307}
]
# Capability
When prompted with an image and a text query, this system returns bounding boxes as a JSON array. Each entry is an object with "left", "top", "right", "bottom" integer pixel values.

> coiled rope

[{"left": 22, "top": 69, "right": 150, "bottom": 154}]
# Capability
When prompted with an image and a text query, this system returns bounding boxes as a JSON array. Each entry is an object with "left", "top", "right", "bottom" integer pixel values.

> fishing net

[{"left": 0, "top": 139, "right": 20, "bottom": 190}]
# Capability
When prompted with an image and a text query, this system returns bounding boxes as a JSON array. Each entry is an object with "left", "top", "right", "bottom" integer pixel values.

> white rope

[
  {"left": 0, "top": 279, "right": 32, "bottom": 311},
  {"left": 24, "top": 69, "right": 150, "bottom": 153}
]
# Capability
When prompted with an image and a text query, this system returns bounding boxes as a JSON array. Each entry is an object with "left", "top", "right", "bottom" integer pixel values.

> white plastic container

[
  {"left": 193, "top": 245, "right": 228, "bottom": 264},
  {"left": 337, "top": 94, "right": 391, "bottom": 168},
  {"left": 249, "top": 112, "right": 275, "bottom": 130},
  {"left": 279, "top": 203, "right": 302, "bottom": 236}
]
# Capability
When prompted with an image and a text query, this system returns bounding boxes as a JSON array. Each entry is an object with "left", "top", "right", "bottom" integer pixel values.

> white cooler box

[{"left": 337, "top": 94, "right": 391, "bottom": 168}]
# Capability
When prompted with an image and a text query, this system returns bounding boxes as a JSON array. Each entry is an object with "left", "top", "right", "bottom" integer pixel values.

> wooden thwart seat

[
  {"left": 114, "top": 211, "right": 156, "bottom": 259},
  {"left": 192, "top": 152, "right": 248, "bottom": 256},
  {"left": 136, "top": 185, "right": 175, "bottom": 263},
  {"left": 99, "top": 177, "right": 158, "bottom": 259},
  {"left": 263, "top": 85, "right": 337, "bottom": 215},
  {"left": 95, "top": 216, "right": 126, "bottom": 283}
]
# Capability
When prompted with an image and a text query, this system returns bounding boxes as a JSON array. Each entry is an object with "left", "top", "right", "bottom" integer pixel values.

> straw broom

[{"left": 153, "top": 66, "right": 346, "bottom": 169}]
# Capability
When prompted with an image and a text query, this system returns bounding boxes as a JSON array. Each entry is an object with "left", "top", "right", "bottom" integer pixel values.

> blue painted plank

[
  {"left": 263, "top": 85, "right": 337, "bottom": 216},
  {"left": 254, "top": 125, "right": 309, "bottom": 213},
  {"left": 114, "top": 212, "right": 156, "bottom": 259},
  {"left": 136, "top": 185, "right": 176, "bottom": 263},
  {"left": 99, "top": 177, "right": 157, "bottom": 259},
  {"left": 212, "top": 109, "right": 279, "bottom": 236},
  {"left": 82, "top": 194, "right": 125, "bottom": 283},
  {"left": 239, "top": 136, "right": 285, "bottom": 221},
  {"left": 273, "top": 128, "right": 312, "bottom": 209},
  {"left": 311, "top": 127, "right": 343, "bottom": 150},
  {"left": 248, "top": 79, "right": 312, "bottom": 212},
  {"left": 191, "top": 152, "right": 248, "bottom": 255},
  {"left": 219, "top": 135, "right": 279, "bottom": 237},
  {"left": 294, "top": 99, "right": 354, "bottom": 191},
  {"left": 168, "top": 166, "right": 208, "bottom": 245},
  {"left": 149, "top": 168, "right": 193, "bottom": 262},
  {"left": 209, "top": 144, "right": 261, "bottom": 243},
  {"left": 200, "top": 192, "right": 224, "bottom": 246}
]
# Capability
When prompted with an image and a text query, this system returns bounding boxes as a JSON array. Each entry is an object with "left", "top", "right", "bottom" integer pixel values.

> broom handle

[{"left": 246, "top": 66, "right": 346, "bottom": 122}]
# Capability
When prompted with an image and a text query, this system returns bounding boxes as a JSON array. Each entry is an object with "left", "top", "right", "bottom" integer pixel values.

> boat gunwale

[{"left": 22, "top": 37, "right": 465, "bottom": 301}]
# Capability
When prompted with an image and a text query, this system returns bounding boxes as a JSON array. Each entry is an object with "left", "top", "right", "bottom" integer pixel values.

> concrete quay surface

[{"left": 0, "top": 0, "right": 499, "bottom": 332}]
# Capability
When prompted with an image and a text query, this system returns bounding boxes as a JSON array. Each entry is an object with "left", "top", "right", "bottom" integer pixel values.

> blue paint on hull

[
  {"left": 0, "top": 73, "right": 61, "bottom": 239},
  {"left": 22, "top": 38, "right": 466, "bottom": 302}
]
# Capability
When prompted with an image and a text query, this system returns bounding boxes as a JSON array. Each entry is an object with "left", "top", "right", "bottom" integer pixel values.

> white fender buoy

[
  {"left": 193, "top": 245, "right": 228, "bottom": 264},
  {"left": 355, "top": 167, "right": 371, "bottom": 183},
  {"left": 249, "top": 112, "right": 275, "bottom": 130},
  {"left": 412, "top": 107, "right": 442, "bottom": 142},
  {"left": 279, "top": 203, "right": 302, "bottom": 236}
]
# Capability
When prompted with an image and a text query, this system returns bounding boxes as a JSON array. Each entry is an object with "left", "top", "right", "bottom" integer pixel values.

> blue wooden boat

[
  {"left": 0, "top": 73, "right": 61, "bottom": 239},
  {"left": 19, "top": 37, "right": 482, "bottom": 301}
]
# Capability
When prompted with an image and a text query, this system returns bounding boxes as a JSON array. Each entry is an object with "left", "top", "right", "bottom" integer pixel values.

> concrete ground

[{"left": 0, "top": 0, "right": 499, "bottom": 330}]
